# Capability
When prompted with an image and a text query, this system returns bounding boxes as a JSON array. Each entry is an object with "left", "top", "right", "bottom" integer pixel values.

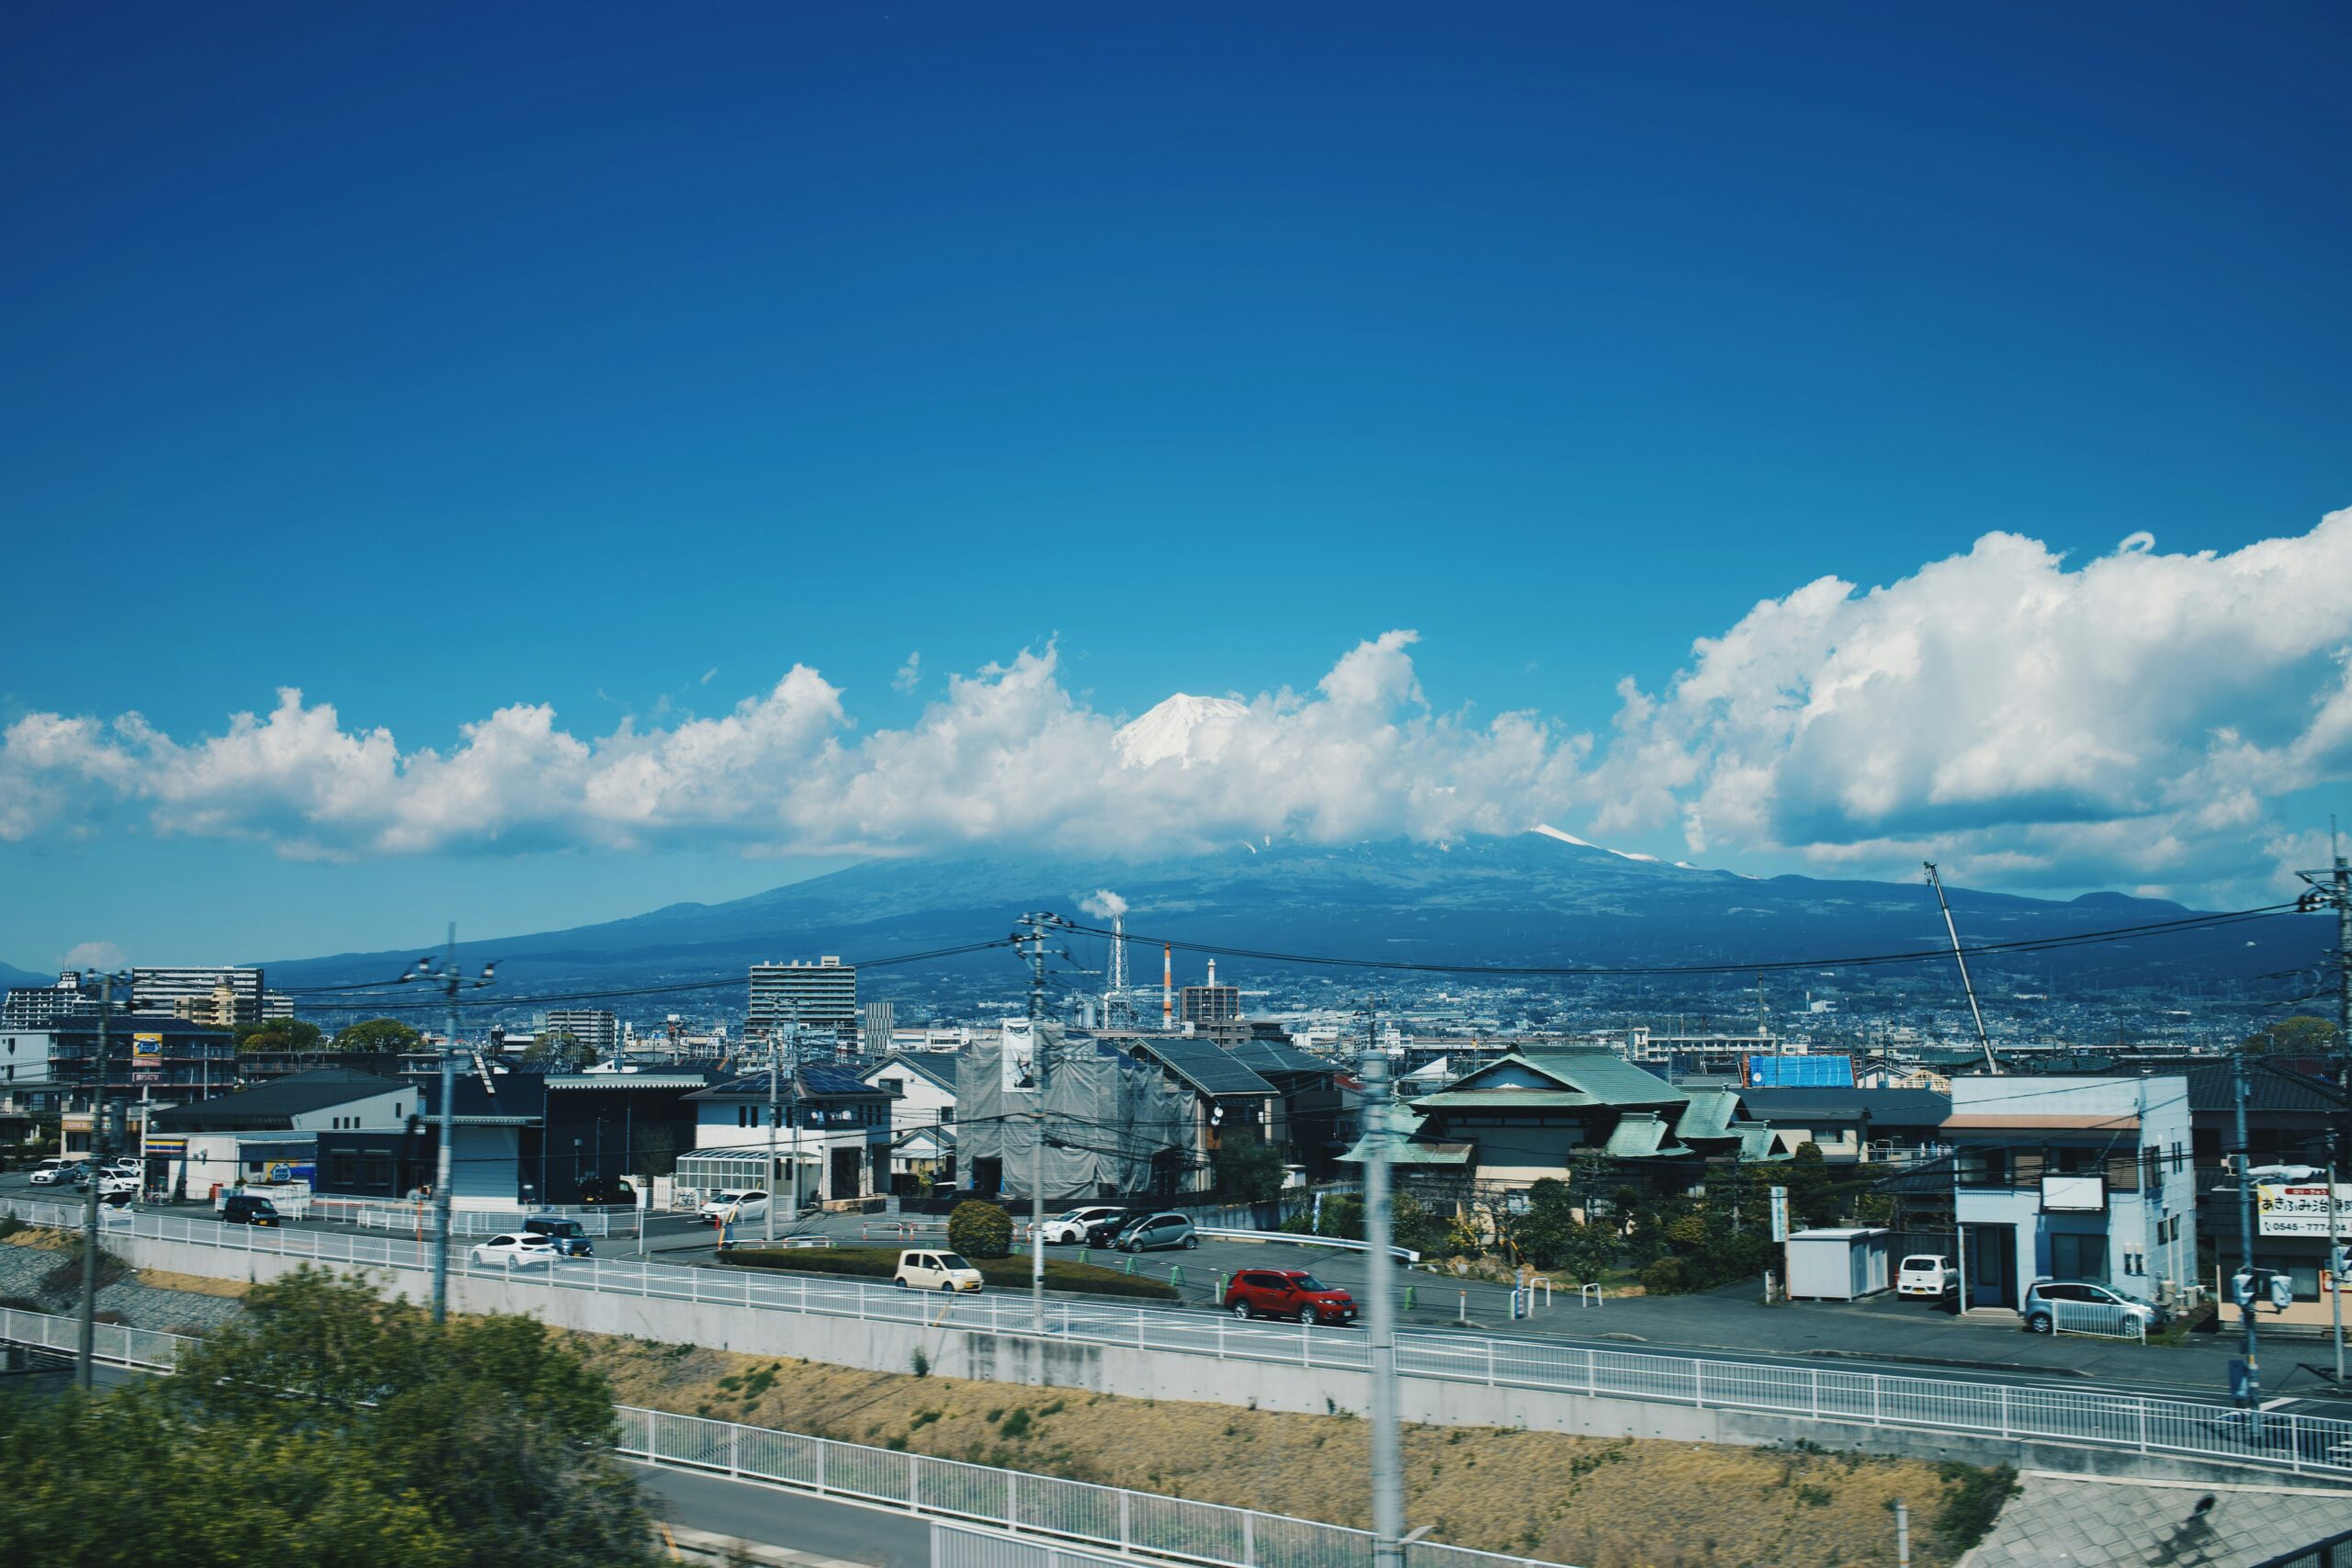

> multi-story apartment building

[
  {"left": 861, "top": 1000, "right": 896, "bottom": 1055},
  {"left": 748, "top": 957, "right": 856, "bottom": 1039},
  {"left": 1181, "top": 961, "right": 1239, "bottom": 1027},
  {"left": 1, "top": 973, "right": 101, "bottom": 1031},
  {"left": 541, "top": 1009, "right": 619, "bottom": 1059},
  {"left": 132, "top": 966, "right": 265, "bottom": 1020},
  {"left": 172, "top": 982, "right": 264, "bottom": 1028}
]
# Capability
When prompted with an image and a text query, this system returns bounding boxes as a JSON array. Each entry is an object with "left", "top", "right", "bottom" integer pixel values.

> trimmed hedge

[{"left": 718, "top": 1245, "right": 1180, "bottom": 1302}]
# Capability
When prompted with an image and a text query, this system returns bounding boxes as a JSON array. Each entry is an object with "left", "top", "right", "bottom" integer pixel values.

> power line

[{"left": 1057, "top": 903, "right": 2306, "bottom": 979}]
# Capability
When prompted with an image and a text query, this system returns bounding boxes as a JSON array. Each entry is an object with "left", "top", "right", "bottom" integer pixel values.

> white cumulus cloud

[{"left": 5, "top": 506, "right": 2349, "bottom": 902}]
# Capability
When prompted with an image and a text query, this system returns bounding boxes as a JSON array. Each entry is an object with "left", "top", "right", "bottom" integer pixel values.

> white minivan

[
  {"left": 697, "top": 1189, "right": 769, "bottom": 1226},
  {"left": 895, "top": 1249, "right": 984, "bottom": 1292},
  {"left": 1896, "top": 1254, "right": 1958, "bottom": 1299}
]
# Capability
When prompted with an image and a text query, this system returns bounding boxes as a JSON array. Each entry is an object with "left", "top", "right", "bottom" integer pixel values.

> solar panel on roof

[{"left": 1746, "top": 1055, "right": 1854, "bottom": 1088}]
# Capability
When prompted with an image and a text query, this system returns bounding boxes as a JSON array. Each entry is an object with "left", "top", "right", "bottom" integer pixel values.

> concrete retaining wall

[{"left": 106, "top": 1232, "right": 2316, "bottom": 1488}]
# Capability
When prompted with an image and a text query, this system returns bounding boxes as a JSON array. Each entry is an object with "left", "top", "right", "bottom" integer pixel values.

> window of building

[{"left": 2050, "top": 1232, "right": 2108, "bottom": 1281}]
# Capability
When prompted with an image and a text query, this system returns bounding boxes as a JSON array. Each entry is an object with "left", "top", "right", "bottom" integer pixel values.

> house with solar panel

[{"left": 1377, "top": 1047, "right": 1781, "bottom": 1197}]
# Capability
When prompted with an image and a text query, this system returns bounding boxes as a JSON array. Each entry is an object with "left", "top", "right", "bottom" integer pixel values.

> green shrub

[
  {"left": 1639, "top": 1257, "right": 1689, "bottom": 1296},
  {"left": 998, "top": 1407, "right": 1033, "bottom": 1440},
  {"left": 948, "top": 1201, "right": 1014, "bottom": 1259},
  {"left": 1934, "top": 1463, "right": 2019, "bottom": 1551}
]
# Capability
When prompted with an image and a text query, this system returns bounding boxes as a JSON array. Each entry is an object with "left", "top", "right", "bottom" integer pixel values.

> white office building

[{"left": 748, "top": 957, "right": 856, "bottom": 1039}]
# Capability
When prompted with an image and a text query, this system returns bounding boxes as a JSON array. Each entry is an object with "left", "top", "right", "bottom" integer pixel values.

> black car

[
  {"left": 220, "top": 1193, "right": 282, "bottom": 1226},
  {"left": 522, "top": 1215, "right": 594, "bottom": 1257},
  {"left": 574, "top": 1177, "right": 636, "bottom": 1207},
  {"left": 1081, "top": 1209, "right": 1148, "bottom": 1247}
]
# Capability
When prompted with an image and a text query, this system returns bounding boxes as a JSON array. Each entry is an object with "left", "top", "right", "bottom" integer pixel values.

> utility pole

[
  {"left": 1361, "top": 1049, "right": 1406, "bottom": 1568},
  {"left": 1016, "top": 913, "right": 1053, "bottom": 1335},
  {"left": 75, "top": 969, "right": 126, "bottom": 1392},
  {"left": 2233, "top": 1046, "right": 2261, "bottom": 1431},
  {"left": 401, "top": 927, "right": 495, "bottom": 1327},
  {"left": 1925, "top": 863, "right": 1997, "bottom": 1073},
  {"left": 765, "top": 1015, "right": 782, "bottom": 1245},
  {"left": 2295, "top": 824, "right": 2352, "bottom": 1099}
]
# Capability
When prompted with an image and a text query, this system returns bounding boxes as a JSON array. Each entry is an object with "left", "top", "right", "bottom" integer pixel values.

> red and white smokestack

[{"left": 1163, "top": 943, "right": 1173, "bottom": 1029}]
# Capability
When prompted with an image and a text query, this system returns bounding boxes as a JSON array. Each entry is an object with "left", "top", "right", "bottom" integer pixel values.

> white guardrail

[
  {"left": 0, "top": 1303, "right": 1568, "bottom": 1568},
  {"left": 10, "top": 1194, "right": 2351, "bottom": 1481}
]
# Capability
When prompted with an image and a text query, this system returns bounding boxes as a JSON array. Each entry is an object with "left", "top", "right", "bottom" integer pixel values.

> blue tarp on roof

[{"left": 1746, "top": 1055, "right": 1854, "bottom": 1089}]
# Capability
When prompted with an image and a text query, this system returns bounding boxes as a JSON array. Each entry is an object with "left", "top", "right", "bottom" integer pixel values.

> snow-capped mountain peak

[{"left": 1115, "top": 694, "right": 1250, "bottom": 769}]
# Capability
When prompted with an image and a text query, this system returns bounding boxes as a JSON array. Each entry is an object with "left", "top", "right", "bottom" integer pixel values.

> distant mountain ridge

[
  {"left": 255, "top": 831, "right": 2304, "bottom": 1001},
  {"left": 0, "top": 961, "right": 52, "bottom": 989}
]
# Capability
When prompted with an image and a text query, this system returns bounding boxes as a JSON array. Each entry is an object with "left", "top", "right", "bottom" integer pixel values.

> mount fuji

[{"left": 254, "top": 829, "right": 2312, "bottom": 1006}]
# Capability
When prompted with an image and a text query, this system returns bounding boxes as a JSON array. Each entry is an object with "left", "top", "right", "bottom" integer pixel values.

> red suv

[{"left": 1224, "top": 1269, "right": 1357, "bottom": 1324}]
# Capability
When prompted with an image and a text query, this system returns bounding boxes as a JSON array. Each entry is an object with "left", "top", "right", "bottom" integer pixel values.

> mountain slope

[{"left": 256, "top": 832, "right": 2307, "bottom": 1001}]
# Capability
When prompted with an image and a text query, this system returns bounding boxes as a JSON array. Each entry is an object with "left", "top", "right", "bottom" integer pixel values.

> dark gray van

[{"left": 521, "top": 1215, "right": 594, "bottom": 1257}]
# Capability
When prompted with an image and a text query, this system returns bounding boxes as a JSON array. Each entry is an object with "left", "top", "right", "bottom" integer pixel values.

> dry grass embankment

[{"left": 571, "top": 1330, "right": 1991, "bottom": 1568}]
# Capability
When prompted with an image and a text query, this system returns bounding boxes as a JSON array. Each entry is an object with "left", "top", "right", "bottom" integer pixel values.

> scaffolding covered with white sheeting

[{"left": 956, "top": 1025, "right": 1201, "bottom": 1201}]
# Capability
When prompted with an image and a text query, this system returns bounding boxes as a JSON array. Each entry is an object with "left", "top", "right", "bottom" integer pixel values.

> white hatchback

[
  {"left": 698, "top": 1190, "right": 770, "bottom": 1226},
  {"left": 895, "top": 1249, "right": 984, "bottom": 1292},
  {"left": 1896, "top": 1254, "right": 1958, "bottom": 1299},
  {"left": 470, "top": 1233, "right": 557, "bottom": 1268}
]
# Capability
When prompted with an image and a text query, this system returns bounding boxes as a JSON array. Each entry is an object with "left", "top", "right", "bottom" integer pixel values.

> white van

[
  {"left": 895, "top": 1248, "right": 984, "bottom": 1292},
  {"left": 697, "top": 1189, "right": 769, "bottom": 1226},
  {"left": 1896, "top": 1254, "right": 1958, "bottom": 1299}
]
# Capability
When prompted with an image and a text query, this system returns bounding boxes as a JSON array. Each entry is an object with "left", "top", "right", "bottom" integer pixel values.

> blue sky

[{"left": 3, "top": 3, "right": 2348, "bottom": 969}]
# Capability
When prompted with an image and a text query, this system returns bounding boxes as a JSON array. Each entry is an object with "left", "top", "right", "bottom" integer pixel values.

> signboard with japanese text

[
  {"left": 1770, "top": 1186, "right": 1789, "bottom": 1242},
  {"left": 132, "top": 1032, "right": 164, "bottom": 1085},
  {"left": 2257, "top": 1183, "right": 2352, "bottom": 1238}
]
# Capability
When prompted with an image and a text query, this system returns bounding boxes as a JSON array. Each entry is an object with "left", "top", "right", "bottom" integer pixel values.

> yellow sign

[{"left": 131, "top": 1032, "right": 164, "bottom": 1066}]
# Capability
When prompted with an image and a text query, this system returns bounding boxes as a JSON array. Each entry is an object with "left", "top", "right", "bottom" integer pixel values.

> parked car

[
  {"left": 894, "top": 1248, "right": 984, "bottom": 1292},
  {"left": 1115, "top": 1213, "right": 1198, "bottom": 1253},
  {"left": 98, "top": 1190, "right": 136, "bottom": 1212},
  {"left": 697, "top": 1190, "right": 770, "bottom": 1226},
  {"left": 27, "top": 1158, "right": 71, "bottom": 1187},
  {"left": 521, "top": 1215, "right": 594, "bottom": 1257},
  {"left": 470, "top": 1233, "right": 557, "bottom": 1268},
  {"left": 96, "top": 1174, "right": 139, "bottom": 1197},
  {"left": 1225, "top": 1269, "right": 1357, "bottom": 1324},
  {"left": 576, "top": 1177, "right": 636, "bottom": 1206},
  {"left": 1082, "top": 1208, "right": 1148, "bottom": 1247},
  {"left": 103, "top": 1157, "right": 141, "bottom": 1179},
  {"left": 220, "top": 1193, "right": 282, "bottom": 1226},
  {"left": 1037, "top": 1205, "right": 1128, "bottom": 1246},
  {"left": 1896, "top": 1254, "right": 1958, "bottom": 1300},
  {"left": 2021, "top": 1278, "right": 2166, "bottom": 1335}
]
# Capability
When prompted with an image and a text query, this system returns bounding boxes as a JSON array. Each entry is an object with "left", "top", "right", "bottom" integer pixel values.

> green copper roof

[
  {"left": 1673, "top": 1089, "right": 1739, "bottom": 1143},
  {"left": 1410, "top": 1089, "right": 1600, "bottom": 1111},
  {"left": 1602, "top": 1111, "right": 1675, "bottom": 1157}
]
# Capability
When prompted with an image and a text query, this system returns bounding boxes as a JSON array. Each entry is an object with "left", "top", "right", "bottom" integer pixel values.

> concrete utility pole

[
  {"left": 1361, "top": 1050, "right": 1406, "bottom": 1568},
  {"left": 75, "top": 969, "right": 126, "bottom": 1392},
  {"left": 1017, "top": 914, "right": 1053, "bottom": 1335},
  {"left": 2295, "top": 828, "right": 2352, "bottom": 1099},
  {"left": 2233, "top": 1046, "right": 2261, "bottom": 1430},
  {"left": 765, "top": 1005, "right": 800, "bottom": 1243},
  {"left": 402, "top": 926, "right": 495, "bottom": 1327}
]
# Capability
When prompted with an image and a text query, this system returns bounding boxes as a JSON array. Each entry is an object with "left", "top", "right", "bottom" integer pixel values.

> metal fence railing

[
  {"left": 9, "top": 1193, "right": 2348, "bottom": 1481},
  {"left": 617, "top": 1404, "right": 1568, "bottom": 1568},
  {"left": 2050, "top": 1298, "right": 2147, "bottom": 1343},
  {"left": 0, "top": 1303, "right": 1572, "bottom": 1568}
]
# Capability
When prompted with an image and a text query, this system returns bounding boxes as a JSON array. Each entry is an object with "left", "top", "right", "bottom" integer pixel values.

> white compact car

[
  {"left": 894, "top": 1248, "right": 984, "bottom": 1292},
  {"left": 1896, "top": 1254, "right": 1958, "bottom": 1299},
  {"left": 697, "top": 1190, "right": 770, "bottom": 1226},
  {"left": 1035, "top": 1205, "right": 1127, "bottom": 1245},
  {"left": 469, "top": 1234, "right": 557, "bottom": 1268},
  {"left": 27, "top": 1159, "right": 71, "bottom": 1187},
  {"left": 97, "top": 1174, "right": 140, "bottom": 1197}
]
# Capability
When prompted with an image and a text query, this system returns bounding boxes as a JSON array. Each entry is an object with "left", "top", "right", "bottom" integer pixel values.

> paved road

[
  {"left": 19, "top": 1171, "right": 2339, "bottom": 1416},
  {"left": 628, "top": 1461, "right": 931, "bottom": 1567}
]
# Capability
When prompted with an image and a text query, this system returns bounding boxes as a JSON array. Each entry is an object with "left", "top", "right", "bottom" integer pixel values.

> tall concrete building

[
  {"left": 172, "top": 983, "right": 263, "bottom": 1029},
  {"left": 1181, "top": 959, "right": 1240, "bottom": 1028},
  {"left": 542, "top": 1009, "right": 619, "bottom": 1059},
  {"left": 133, "top": 967, "right": 265, "bottom": 1020},
  {"left": 1, "top": 973, "right": 100, "bottom": 1032},
  {"left": 748, "top": 957, "right": 857, "bottom": 1039},
  {"left": 861, "top": 1000, "right": 896, "bottom": 1055}
]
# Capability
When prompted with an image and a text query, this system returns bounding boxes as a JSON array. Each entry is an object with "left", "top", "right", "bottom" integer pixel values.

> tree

[
  {"left": 332, "top": 1017, "right": 424, "bottom": 1054},
  {"left": 0, "top": 1268, "right": 657, "bottom": 1567},
  {"left": 1785, "top": 1141, "right": 1840, "bottom": 1227},
  {"left": 232, "top": 1019, "right": 324, "bottom": 1054},
  {"left": 947, "top": 1200, "right": 1013, "bottom": 1259},
  {"left": 632, "top": 1121, "right": 687, "bottom": 1179},
  {"left": 1211, "top": 1136, "right": 1286, "bottom": 1203},
  {"left": 2244, "top": 1016, "right": 2341, "bottom": 1056}
]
